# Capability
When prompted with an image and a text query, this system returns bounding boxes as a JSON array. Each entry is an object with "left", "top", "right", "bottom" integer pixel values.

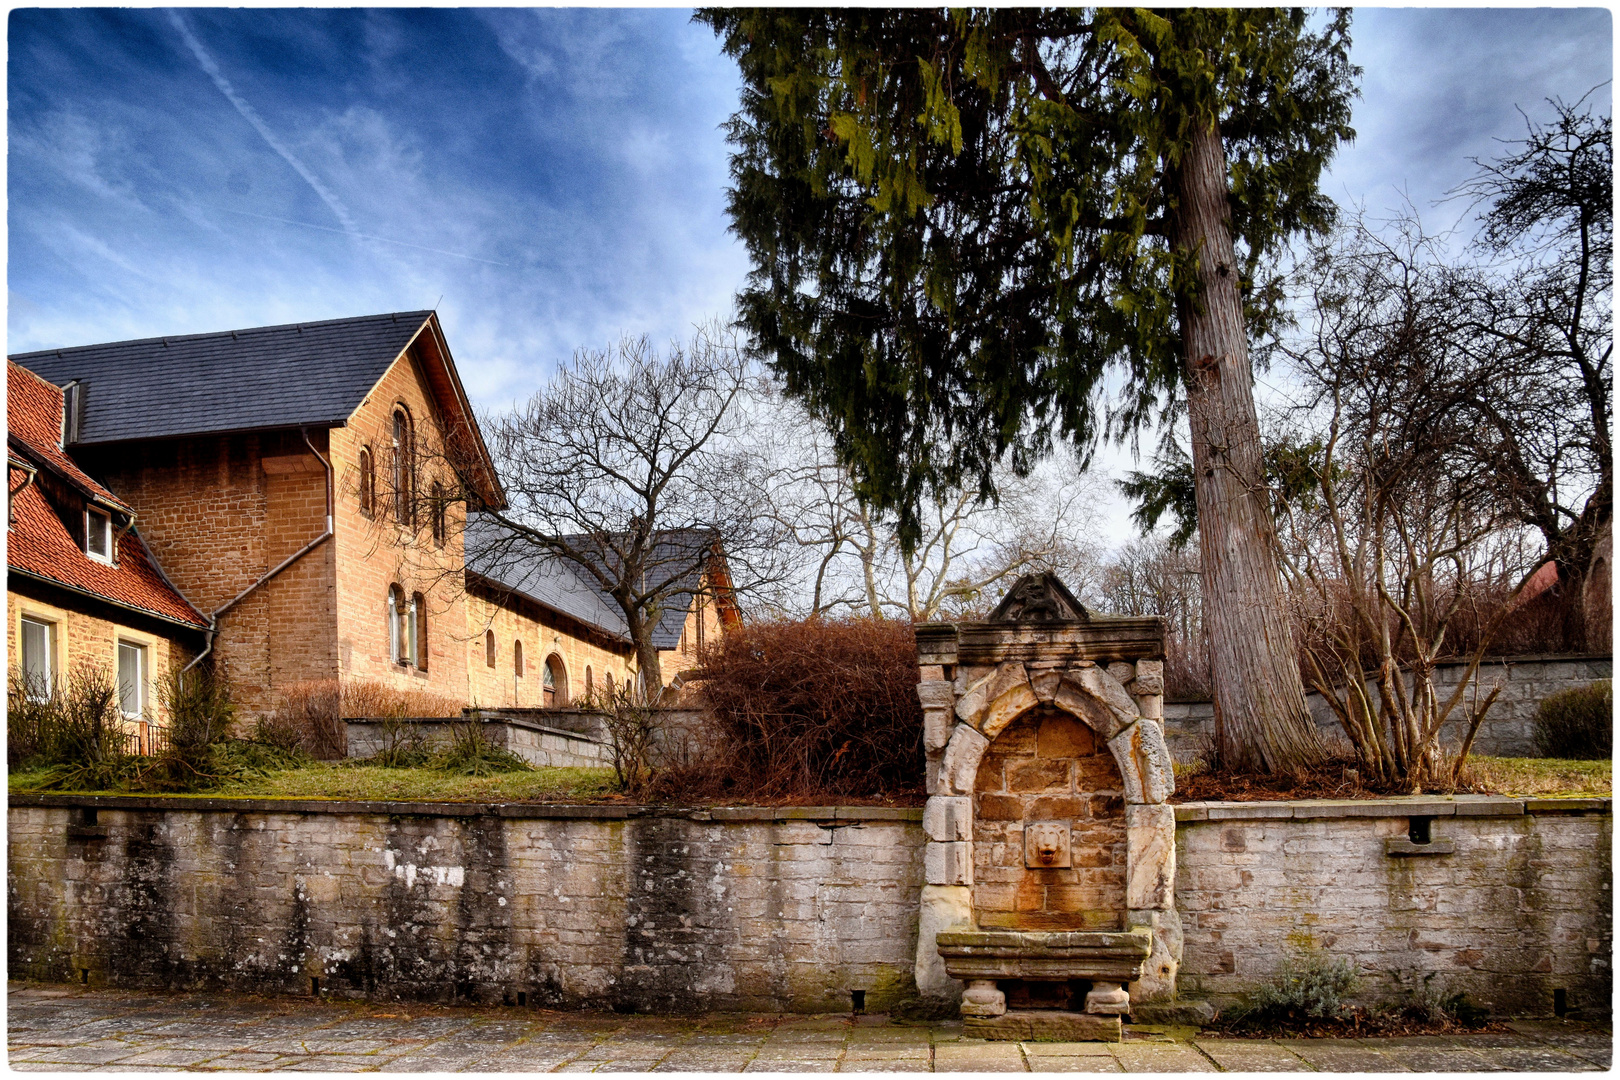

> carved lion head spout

[{"left": 1024, "top": 822, "right": 1070, "bottom": 868}]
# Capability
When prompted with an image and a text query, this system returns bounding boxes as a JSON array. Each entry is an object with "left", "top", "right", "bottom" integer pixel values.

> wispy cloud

[
  {"left": 164, "top": 7, "right": 362, "bottom": 241},
  {"left": 7, "top": 4, "right": 1610, "bottom": 486}
]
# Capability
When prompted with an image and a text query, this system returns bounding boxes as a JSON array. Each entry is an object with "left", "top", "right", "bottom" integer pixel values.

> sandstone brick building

[
  {"left": 8, "top": 312, "right": 734, "bottom": 723},
  {"left": 6, "top": 362, "right": 208, "bottom": 740}
]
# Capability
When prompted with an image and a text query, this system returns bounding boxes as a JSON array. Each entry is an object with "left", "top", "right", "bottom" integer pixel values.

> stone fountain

[{"left": 913, "top": 573, "right": 1180, "bottom": 1041}]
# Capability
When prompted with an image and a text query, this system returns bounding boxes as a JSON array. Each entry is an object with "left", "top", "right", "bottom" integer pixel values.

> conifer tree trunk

[{"left": 1170, "top": 124, "right": 1325, "bottom": 773}]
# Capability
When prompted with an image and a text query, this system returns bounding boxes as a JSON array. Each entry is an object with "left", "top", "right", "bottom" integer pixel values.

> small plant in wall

[{"left": 1236, "top": 953, "right": 1359, "bottom": 1026}]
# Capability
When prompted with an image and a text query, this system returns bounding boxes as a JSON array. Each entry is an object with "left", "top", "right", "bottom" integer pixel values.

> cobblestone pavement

[{"left": 8, "top": 984, "right": 1611, "bottom": 1073}]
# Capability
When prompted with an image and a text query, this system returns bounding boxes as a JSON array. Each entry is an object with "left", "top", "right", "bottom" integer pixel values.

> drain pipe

[
  {"left": 184, "top": 429, "right": 334, "bottom": 673},
  {"left": 8, "top": 457, "right": 38, "bottom": 525}
]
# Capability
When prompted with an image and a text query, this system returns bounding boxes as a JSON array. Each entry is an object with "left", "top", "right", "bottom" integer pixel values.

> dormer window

[{"left": 85, "top": 507, "right": 113, "bottom": 564}]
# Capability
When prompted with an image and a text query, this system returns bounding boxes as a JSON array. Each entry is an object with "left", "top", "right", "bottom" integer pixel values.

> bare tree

[
  {"left": 1447, "top": 93, "right": 1612, "bottom": 645},
  {"left": 1098, "top": 536, "right": 1208, "bottom": 700},
  {"left": 473, "top": 323, "right": 787, "bottom": 692},
  {"left": 1273, "top": 217, "right": 1532, "bottom": 791},
  {"left": 753, "top": 399, "right": 1107, "bottom": 621}
]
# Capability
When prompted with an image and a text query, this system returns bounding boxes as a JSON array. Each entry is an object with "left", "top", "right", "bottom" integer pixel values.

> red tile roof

[
  {"left": 7, "top": 364, "right": 207, "bottom": 629},
  {"left": 8, "top": 362, "right": 130, "bottom": 512}
]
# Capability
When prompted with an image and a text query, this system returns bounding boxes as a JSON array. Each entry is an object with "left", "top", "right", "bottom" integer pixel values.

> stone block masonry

[
  {"left": 1175, "top": 799, "right": 1613, "bottom": 1019},
  {"left": 7, "top": 795, "right": 1609, "bottom": 1018},
  {"left": 7, "top": 799, "right": 924, "bottom": 1013}
]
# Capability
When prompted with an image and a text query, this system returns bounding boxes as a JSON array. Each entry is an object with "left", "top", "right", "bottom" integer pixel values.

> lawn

[
  {"left": 8, "top": 755, "right": 1607, "bottom": 804},
  {"left": 8, "top": 762, "right": 621, "bottom": 803},
  {"left": 1458, "top": 756, "right": 1612, "bottom": 798}
]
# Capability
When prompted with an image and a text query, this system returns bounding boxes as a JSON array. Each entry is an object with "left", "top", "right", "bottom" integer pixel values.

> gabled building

[
  {"left": 9, "top": 312, "right": 736, "bottom": 723},
  {"left": 463, "top": 518, "right": 739, "bottom": 707},
  {"left": 10, "top": 312, "right": 504, "bottom": 716},
  {"left": 6, "top": 362, "right": 208, "bottom": 738}
]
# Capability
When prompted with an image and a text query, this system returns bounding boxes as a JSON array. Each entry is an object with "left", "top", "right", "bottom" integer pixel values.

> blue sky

[{"left": 7, "top": 7, "right": 1613, "bottom": 541}]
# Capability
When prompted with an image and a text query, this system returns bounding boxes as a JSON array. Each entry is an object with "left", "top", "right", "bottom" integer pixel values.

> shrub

[
  {"left": 1533, "top": 680, "right": 1612, "bottom": 759},
  {"left": 133, "top": 663, "right": 241, "bottom": 792},
  {"left": 266, "top": 679, "right": 465, "bottom": 760},
  {"left": 674, "top": 617, "right": 923, "bottom": 801},
  {"left": 432, "top": 721, "right": 531, "bottom": 776},
  {"left": 1240, "top": 955, "right": 1358, "bottom": 1023},
  {"left": 589, "top": 682, "right": 662, "bottom": 793},
  {"left": 7, "top": 661, "right": 135, "bottom": 788},
  {"left": 264, "top": 680, "right": 345, "bottom": 759}
]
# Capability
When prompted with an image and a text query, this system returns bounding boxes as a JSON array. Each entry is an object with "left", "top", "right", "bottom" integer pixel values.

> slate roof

[
  {"left": 7, "top": 366, "right": 208, "bottom": 629},
  {"left": 9, "top": 311, "right": 436, "bottom": 445},
  {"left": 464, "top": 516, "right": 716, "bottom": 649}
]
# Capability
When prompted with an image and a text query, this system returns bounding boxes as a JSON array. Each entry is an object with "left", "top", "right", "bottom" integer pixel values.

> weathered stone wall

[
  {"left": 1163, "top": 654, "right": 1613, "bottom": 760},
  {"left": 7, "top": 795, "right": 1610, "bottom": 1018},
  {"left": 7, "top": 800, "right": 923, "bottom": 1013},
  {"left": 1175, "top": 799, "right": 1613, "bottom": 1019}
]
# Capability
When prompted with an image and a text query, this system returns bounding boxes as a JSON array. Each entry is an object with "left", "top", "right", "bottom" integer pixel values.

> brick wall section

[
  {"left": 7, "top": 802, "right": 924, "bottom": 1013},
  {"left": 972, "top": 709, "right": 1128, "bottom": 932},
  {"left": 463, "top": 588, "right": 633, "bottom": 709},
  {"left": 75, "top": 432, "right": 333, "bottom": 716},
  {"left": 7, "top": 580, "right": 195, "bottom": 725},
  {"left": 329, "top": 348, "right": 468, "bottom": 705},
  {"left": 1175, "top": 802, "right": 1613, "bottom": 1018},
  {"left": 1163, "top": 655, "right": 1614, "bottom": 760}
]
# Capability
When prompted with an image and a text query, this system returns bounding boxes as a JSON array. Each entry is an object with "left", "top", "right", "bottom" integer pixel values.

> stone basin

[{"left": 934, "top": 927, "right": 1153, "bottom": 983}]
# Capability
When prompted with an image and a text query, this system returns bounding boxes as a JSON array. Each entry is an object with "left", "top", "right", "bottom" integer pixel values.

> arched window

[
  {"left": 485, "top": 629, "right": 496, "bottom": 668},
  {"left": 430, "top": 481, "right": 446, "bottom": 547},
  {"left": 513, "top": 640, "right": 524, "bottom": 701},
  {"left": 411, "top": 592, "right": 427, "bottom": 669},
  {"left": 545, "top": 655, "right": 567, "bottom": 707},
  {"left": 392, "top": 407, "right": 414, "bottom": 525},
  {"left": 604, "top": 670, "right": 615, "bottom": 697},
  {"left": 388, "top": 585, "right": 407, "bottom": 664},
  {"left": 358, "top": 447, "right": 375, "bottom": 518},
  {"left": 585, "top": 666, "right": 593, "bottom": 700}
]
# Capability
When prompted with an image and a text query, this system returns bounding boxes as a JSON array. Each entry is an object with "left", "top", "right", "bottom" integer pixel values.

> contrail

[
  {"left": 166, "top": 8, "right": 361, "bottom": 242},
  {"left": 213, "top": 206, "right": 509, "bottom": 267}
]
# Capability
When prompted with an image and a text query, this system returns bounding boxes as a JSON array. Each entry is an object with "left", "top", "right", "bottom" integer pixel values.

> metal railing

[{"left": 120, "top": 723, "right": 170, "bottom": 758}]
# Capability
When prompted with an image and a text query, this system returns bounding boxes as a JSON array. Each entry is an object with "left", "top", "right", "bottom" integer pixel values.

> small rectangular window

[
  {"left": 20, "top": 617, "right": 53, "bottom": 701},
  {"left": 86, "top": 507, "right": 112, "bottom": 563},
  {"left": 117, "top": 641, "right": 146, "bottom": 718}
]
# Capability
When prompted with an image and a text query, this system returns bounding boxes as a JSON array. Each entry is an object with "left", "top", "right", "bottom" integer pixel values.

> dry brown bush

[
  {"left": 265, "top": 679, "right": 465, "bottom": 760},
  {"left": 648, "top": 617, "right": 923, "bottom": 802}
]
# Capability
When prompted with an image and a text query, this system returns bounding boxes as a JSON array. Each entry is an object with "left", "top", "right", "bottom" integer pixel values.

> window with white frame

[
  {"left": 20, "top": 617, "right": 53, "bottom": 701},
  {"left": 85, "top": 506, "right": 113, "bottom": 563},
  {"left": 117, "top": 640, "right": 146, "bottom": 718}
]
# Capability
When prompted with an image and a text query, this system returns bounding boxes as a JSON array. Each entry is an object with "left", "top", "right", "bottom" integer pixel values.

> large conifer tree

[{"left": 699, "top": 8, "right": 1357, "bottom": 773}]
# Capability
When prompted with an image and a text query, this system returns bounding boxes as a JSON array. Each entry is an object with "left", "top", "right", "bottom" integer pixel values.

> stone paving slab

[{"left": 7, "top": 983, "right": 1612, "bottom": 1072}]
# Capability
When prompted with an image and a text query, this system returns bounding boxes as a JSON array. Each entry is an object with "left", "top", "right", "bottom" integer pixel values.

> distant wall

[
  {"left": 1164, "top": 655, "right": 1612, "bottom": 759},
  {"left": 344, "top": 715, "right": 611, "bottom": 769}
]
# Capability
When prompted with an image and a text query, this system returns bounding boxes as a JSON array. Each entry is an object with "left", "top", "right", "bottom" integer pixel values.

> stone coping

[
  {"left": 11, "top": 791, "right": 1605, "bottom": 822},
  {"left": 1174, "top": 794, "right": 1612, "bottom": 821},
  {"left": 6, "top": 792, "right": 923, "bottom": 822},
  {"left": 344, "top": 715, "right": 608, "bottom": 746}
]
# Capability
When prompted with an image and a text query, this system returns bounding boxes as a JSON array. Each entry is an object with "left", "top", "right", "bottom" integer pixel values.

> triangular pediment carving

[{"left": 989, "top": 572, "right": 1090, "bottom": 623}]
